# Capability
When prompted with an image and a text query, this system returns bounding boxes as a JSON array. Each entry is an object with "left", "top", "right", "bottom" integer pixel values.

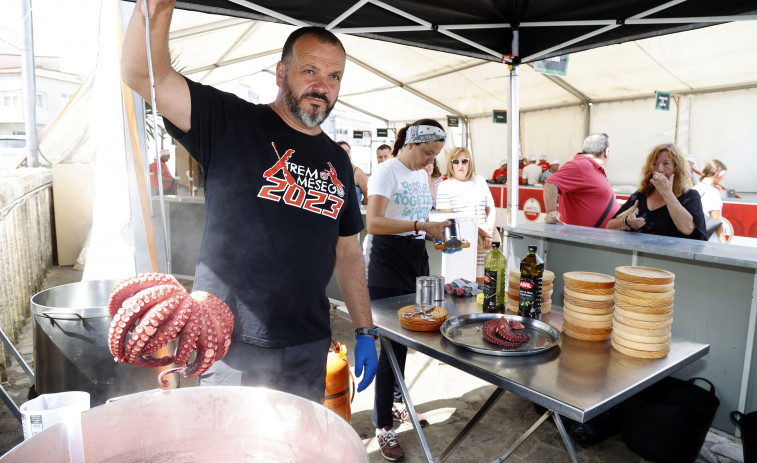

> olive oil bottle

[
  {"left": 518, "top": 245, "right": 544, "bottom": 319},
  {"left": 482, "top": 242, "right": 506, "bottom": 313}
]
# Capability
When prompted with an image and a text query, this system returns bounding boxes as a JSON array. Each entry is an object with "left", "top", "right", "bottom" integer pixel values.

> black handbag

[{"left": 705, "top": 215, "right": 722, "bottom": 238}]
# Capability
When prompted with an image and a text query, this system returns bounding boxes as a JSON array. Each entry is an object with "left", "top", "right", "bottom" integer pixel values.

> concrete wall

[{"left": 0, "top": 168, "right": 53, "bottom": 378}]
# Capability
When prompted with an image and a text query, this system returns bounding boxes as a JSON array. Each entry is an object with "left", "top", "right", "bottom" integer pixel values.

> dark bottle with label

[
  {"left": 482, "top": 242, "right": 506, "bottom": 313},
  {"left": 518, "top": 245, "right": 544, "bottom": 319}
]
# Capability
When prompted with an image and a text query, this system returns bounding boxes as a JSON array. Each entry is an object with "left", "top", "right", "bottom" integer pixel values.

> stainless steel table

[{"left": 336, "top": 294, "right": 710, "bottom": 463}]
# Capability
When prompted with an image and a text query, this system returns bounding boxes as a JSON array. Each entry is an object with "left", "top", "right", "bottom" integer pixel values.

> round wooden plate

[
  {"left": 614, "top": 281, "right": 675, "bottom": 293},
  {"left": 563, "top": 271, "right": 615, "bottom": 289},
  {"left": 563, "top": 300, "right": 615, "bottom": 315},
  {"left": 398, "top": 305, "right": 447, "bottom": 331},
  {"left": 614, "top": 305, "right": 673, "bottom": 321},
  {"left": 612, "top": 319, "right": 671, "bottom": 337},
  {"left": 564, "top": 284, "right": 615, "bottom": 296},
  {"left": 613, "top": 311, "right": 673, "bottom": 330},
  {"left": 564, "top": 287, "right": 615, "bottom": 302},
  {"left": 614, "top": 293, "right": 674, "bottom": 308},
  {"left": 563, "top": 314, "right": 613, "bottom": 329},
  {"left": 612, "top": 332, "right": 671, "bottom": 352},
  {"left": 614, "top": 286, "right": 675, "bottom": 300},
  {"left": 615, "top": 266, "right": 675, "bottom": 285},
  {"left": 563, "top": 307, "right": 614, "bottom": 322},
  {"left": 611, "top": 339, "right": 669, "bottom": 359},
  {"left": 563, "top": 293, "right": 615, "bottom": 309},
  {"left": 509, "top": 268, "right": 554, "bottom": 282},
  {"left": 614, "top": 299, "right": 674, "bottom": 315},
  {"left": 612, "top": 327, "right": 671, "bottom": 344}
]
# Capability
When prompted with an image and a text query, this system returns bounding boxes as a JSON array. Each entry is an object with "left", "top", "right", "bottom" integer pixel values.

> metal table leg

[
  {"left": 382, "top": 336, "right": 435, "bottom": 463},
  {"left": 438, "top": 387, "right": 505, "bottom": 463},
  {"left": 491, "top": 409, "right": 580, "bottom": 463}
]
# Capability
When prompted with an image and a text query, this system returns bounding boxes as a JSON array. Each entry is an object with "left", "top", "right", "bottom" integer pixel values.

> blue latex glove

[
  {"left": 354, "top": 335, "right": 378, "bottom": 392},
  {"left": 435, "top": 239, "right": 463, "bottom": 254}
]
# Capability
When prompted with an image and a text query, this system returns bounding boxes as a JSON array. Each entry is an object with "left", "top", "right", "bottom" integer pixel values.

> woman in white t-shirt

[
  {"left": 693, "top": 159, "right": 728, "bottom": 243},
  {"left": 436, "top": 147, "right": 497, "bottom": 281},
  {"left": 365, "top": 119, "right": 449, "bottom": 460}
]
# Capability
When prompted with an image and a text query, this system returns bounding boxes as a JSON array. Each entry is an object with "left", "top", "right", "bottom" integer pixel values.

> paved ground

[{"left": 0, "top": 266, "right": 746, "bottom": 462}]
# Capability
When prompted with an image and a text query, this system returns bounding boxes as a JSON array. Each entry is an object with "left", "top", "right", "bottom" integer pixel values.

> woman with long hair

[
  {"left": 365, "top": 119, "right": 449, "bottom": 460},
  {"left": 436, "top": 146, "right": 497, "bottom": 281},
  {"left": 606, "top": 143, "right": 706, "bottom": 240},
  {"left": 424, "top": 157, "right": 444, "bottom": 210},
  {"left": 693, "top": 159, "right": 728, "bottom": 243}
]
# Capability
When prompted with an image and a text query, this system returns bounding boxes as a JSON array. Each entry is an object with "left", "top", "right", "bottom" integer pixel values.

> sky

[{"left": 1, "top": 0, "right": 101, "bottom": 76}]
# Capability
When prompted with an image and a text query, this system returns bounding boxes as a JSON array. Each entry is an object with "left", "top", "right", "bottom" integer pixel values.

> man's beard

[{"left": 282, "top": 71, "right": 335, "bottom": 128}]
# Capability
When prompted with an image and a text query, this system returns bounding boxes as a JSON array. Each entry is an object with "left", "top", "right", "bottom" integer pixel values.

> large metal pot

[
  {"left": 1, "top": 387, "right": 368, "bottom": 462},
  {"left": 30, "top": 280, "right": 175, "bottom": 407}
]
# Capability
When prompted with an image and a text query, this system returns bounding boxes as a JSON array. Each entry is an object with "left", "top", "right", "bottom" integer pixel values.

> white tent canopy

[{"left": 159, "top": 9, "right": 757, "bottom": 192}]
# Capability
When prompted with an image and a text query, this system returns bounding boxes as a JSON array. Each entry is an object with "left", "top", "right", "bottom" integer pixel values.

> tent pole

[
  {"left": 19, "top": 0, "right": 39, "bottom": 167},
  {"left": 507, "top": 30, "right": 520, "bottom": 227}
]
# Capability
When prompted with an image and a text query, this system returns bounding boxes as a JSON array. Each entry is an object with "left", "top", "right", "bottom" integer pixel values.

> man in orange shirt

[{"left": 149, "top": 149, "right": 176, "bottom": 194}]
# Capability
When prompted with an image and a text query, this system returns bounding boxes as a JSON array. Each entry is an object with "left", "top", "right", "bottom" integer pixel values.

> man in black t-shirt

[{"left": 122, "top": 0, "right": 377, "bottom": 403}]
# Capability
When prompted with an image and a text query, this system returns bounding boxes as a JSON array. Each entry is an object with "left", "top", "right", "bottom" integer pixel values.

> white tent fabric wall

[
  {"left": 689, "top": 88, "right": 757, "bottom": 192},
  {"left": 82, "top": 0, "right": 137, "bottom": 281}
]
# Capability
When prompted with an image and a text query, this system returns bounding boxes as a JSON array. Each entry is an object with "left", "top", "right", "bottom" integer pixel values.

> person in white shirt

[
  {"left": 522, "top": 155, "right": 543, "bottom": 185},
  {"left": 366, "top": 119, "right": 449, "bottom": 461},
  {"left": 436, "top": 146, "right": 497, "bottom": 281},
  {"left": 692, "top": 159, "right": 728, "bottom": 243}
]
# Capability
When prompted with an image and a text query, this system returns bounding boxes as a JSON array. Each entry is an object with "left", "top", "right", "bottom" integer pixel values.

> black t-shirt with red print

[{"left": 165, "top": 77, "right": 362, "bottom": 348}]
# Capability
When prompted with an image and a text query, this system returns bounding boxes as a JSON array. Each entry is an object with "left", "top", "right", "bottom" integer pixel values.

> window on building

[
  {"left": 60, "top": 93, "right": 73, "bottom": 105},
  {"left": 36, "top": 93, "right": 47, "bottom": 109},
  {"left": 1, "top": 91, "right": 20, "bottom": 108}
]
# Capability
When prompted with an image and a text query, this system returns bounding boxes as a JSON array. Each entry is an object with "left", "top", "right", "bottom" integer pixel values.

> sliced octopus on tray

[
  {"left": 107, "top": 273, "right": 234, "bottom": 386},
  {"left": 482, "top": 317, "right": 530, "bottom": 348}
]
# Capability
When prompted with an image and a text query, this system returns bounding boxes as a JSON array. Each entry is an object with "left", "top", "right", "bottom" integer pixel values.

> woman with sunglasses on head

[
  {"left": 365, "top": 119, "right": 450, "bottom": 461},
  {"left": 606, "top": 143, "right": 707, "bottom": 240},
  {"left": 693, "top": 159, "right": 728, "bottom": 243},
  {"left": 436, "top": 147, "right": 497, "bottom": 283}
]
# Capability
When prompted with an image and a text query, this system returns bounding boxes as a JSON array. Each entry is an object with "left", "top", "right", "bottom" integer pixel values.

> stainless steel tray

[{"left": 440, "top": 313, "right": 560, "bottom": 356}]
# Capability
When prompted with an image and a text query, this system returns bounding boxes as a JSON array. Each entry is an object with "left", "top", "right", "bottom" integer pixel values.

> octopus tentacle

[
  {"left": 496, "top": 318, "right": 530, "bottom": 343},
  {"left": 193, "top": 291, "right": 234, "bottom": 360},
  {"left": 123, "top": 295, "right": 186, "bottom": 364},
  {"left": 107, "top": 285, "right": 186, "bottom": 362},
  {"left": 131, "top": 353, "right": 176, "bottom": 368},
  {"left": 142, "top": 296, "right": 195, "bottom": 355},
  {"left": 482, "top": 318, "right": 530, "bottom": 348},
  {"left": 107, "top": 273, "right": 183, "bottom": 317},
  {"left": 173, "top": 303, "right": 204, "bottom": 366}
]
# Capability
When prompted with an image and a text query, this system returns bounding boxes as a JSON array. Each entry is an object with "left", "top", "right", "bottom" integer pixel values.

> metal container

[
  {"left": 415, "top": 276, "right": 434, "bottom": 306},
  {"left": 443, "top": 218, "right": 462, "bottom": 249},
  {"left": 0, "top": 386, "right": 368, "bottom": 462},
  {"left": 30, "top": 280, "right": 174, "bottom": 407},
  {"left": 431, "top": 275, "right": 445, "bottom": 301}
]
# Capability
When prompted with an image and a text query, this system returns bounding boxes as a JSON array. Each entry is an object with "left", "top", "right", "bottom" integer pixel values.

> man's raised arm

[{"left": 122, "top": 0, "right": 191, "bottom": 132}]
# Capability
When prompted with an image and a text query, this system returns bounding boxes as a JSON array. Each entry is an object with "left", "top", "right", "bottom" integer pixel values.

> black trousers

[
  {"left": 370, "top": 286, "right": 411, "bottom": 429},
  {"left": 368, "top": 235, "right": 429, "bottom": 429}
]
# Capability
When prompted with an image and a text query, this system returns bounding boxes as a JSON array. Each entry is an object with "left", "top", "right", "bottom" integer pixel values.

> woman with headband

[
  {"left": 365, "top": 119, "right": 449, "bottom": 460},
  {"left": 693, "top": 159, "right": 728, "bottom": 243}
]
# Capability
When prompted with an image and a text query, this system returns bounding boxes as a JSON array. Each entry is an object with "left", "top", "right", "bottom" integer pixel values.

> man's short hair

[
  {"left": 377, "top": 144, "right": 391, "bottom": 153},
  {"left": 582, "top": 133, "right": 609, "bottom": 156},
  {"left": 281, "top": 27, "right": 345, "bottom": 65}
]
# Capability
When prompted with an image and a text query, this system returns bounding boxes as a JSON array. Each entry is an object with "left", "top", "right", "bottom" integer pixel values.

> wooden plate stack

[
  {"left": 506, "top": 268, "right": 554, "bottom": 314},
  {"left": 611, "top": 266, "right": 675, "bottom": 359},
  {"left": 397, "top": 305, "right": 447, "bottom": 332},
  {"left": 561, "top": 272, "right": 615, "bottom": 341}
]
